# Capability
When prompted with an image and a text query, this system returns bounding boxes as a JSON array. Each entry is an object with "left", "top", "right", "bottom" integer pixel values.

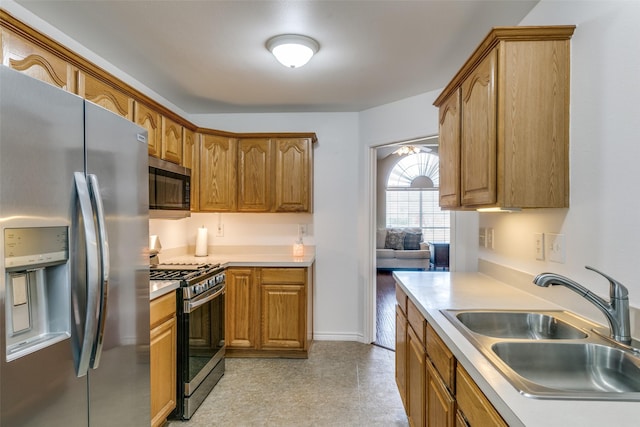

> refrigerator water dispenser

[{"left": 4, "top": 227, "right": 70, "bottom": 361}]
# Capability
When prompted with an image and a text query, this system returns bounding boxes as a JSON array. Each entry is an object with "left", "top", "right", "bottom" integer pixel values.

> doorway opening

[{"left": 372, "top": 136, "right": 443, "bottom": 350}]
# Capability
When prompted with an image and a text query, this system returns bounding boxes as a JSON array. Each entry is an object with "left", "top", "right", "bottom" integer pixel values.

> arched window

[{"left": 386, "top": 153, "right": 450, "bottom": 243}]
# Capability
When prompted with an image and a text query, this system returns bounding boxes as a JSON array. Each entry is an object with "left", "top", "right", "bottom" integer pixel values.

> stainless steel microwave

[{"left": 149, "top": 156, "right": 191, "bottom": 218}]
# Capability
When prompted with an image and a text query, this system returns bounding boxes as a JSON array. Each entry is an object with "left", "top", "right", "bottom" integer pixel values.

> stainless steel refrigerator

[{"left": 0, "top": 66, "right": 150, "bottom": 426}]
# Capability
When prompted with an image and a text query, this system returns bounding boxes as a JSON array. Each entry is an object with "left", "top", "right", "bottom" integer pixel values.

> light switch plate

[{"left": 547, "top": 233, "right": 565, "bottom": 263}]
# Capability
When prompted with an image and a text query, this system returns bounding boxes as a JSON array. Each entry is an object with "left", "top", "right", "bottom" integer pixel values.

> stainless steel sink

[
  {"left": 455, "top": 311, "right": 587, "bottom": 339},
  {"left": 441, "top": 309, "right": 640, "bottom": 400},
  {"left": 492, "top": 342, "right": 640, "bottom": 396}
]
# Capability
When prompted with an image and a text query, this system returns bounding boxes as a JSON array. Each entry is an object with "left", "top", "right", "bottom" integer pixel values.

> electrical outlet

[
  {"left": 479, "top": 227, "right": 486, "bottom": 247},
  {"left": 216, "top": 223, "right": 224, "bottom": 237},
  {"left": 547, "top": 233, "right": 565, "bottom": 263},
  {"left": 298, "top": 224, "right": 307, "bottom": 237},
  {"left": 534, "top": 233, "right": 545, "bottom": 260}
]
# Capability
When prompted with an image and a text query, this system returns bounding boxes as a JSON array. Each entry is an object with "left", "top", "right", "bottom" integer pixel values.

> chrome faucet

[{"left": 533, "top": 266, "right": 631, "bottom": 344}]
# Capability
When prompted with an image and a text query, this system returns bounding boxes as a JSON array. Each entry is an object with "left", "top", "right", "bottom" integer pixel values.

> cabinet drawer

[
  {"left": 150, "top": 291, "right": 176, "bottom": 329},
  {"left": 260, "top": 268, "right": 306, "bottom": 284},
  {"left": 456, "top": 365, "right": 507, "bottom": 427},
  {"left": 427, "top": 323, "right": 456, "bottom": 392},
  {"left": 395, "top": 285, "right": 407, "bottom": 314},
  {"left": 407, "top": 298, "right": 426, "bottom": 344}
]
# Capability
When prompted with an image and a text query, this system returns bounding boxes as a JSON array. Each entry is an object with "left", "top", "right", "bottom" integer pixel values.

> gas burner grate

[{"left": 150, "top": 263, "right": 222, "bottom": 282}]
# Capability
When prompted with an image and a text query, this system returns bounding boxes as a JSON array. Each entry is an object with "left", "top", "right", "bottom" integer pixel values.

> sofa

[{"left": 376, "top": 228, "right": 431, "bottom": 270}]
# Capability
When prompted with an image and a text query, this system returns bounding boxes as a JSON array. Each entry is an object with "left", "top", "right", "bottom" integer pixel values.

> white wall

[{"left": 479, "top": 1, "right": 640, "bottom": 319}]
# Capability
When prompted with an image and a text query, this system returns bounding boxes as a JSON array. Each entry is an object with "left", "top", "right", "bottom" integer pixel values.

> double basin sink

[{"left": 441, "top": 309, "right": 640, "bottom": 400}]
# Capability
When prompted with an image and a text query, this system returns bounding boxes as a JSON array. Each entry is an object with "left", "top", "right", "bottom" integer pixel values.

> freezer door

[
  {"left": 83, "top": 101, "right": 150, "bottom": 426},
  {"left": 0, "top": 67, "right": 88, "bottom": 426}
]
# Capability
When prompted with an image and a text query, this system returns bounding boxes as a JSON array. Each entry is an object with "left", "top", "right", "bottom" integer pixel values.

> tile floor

[{"left": 166, "top": 341, "right": 408, "bottom": 427}]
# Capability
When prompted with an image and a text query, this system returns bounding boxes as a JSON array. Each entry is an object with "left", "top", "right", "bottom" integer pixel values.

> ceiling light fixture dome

[{"left": 266, "top": 34, "right": 319, "bottom": 68}]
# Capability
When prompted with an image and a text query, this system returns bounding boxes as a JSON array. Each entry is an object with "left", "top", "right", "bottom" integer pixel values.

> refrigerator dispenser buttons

[{"left": 4, "top": 226, "right": 70, "bottom": 361}]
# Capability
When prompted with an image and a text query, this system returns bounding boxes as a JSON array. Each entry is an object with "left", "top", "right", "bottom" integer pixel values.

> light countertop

[
  {"left": 162, "top": 252, "right": 315, "bottom": 268},
  {"left": 150, "top": 246, "right": 315, "bottom": 299},
  {"left": 393, "top": 271, "right": 640, "bottom": 427},
  {"left": 150, "top": 280, "right": 180, "bottom": 300}
]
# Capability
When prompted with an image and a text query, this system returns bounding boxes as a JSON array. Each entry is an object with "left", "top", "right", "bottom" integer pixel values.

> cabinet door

[
  {"left": 134, "top": 102, "right": 162, "bottom": 157},
  {"left": 260, "top": 268, "right": 306, "bottom": 350},
  {"left": 438, "top": 88, "right": 461, "bottom": 208},
  {"left": 274, "top": 138, "right": 312, "bottom": 212},
  {"left": 461, "top": 49, "right": 497, "bottom": 206},
  {"left": 225, "top": 268, "right": 258, "bottom": 349},
  {"left": 183, "top": 129, "right": 199, "bottom": 210},
  {"left": 395, "top": 305, "right": 408, "bottom": 411},
  {"left": 427, "top": 360, "right": 455, "bottom": 427},
  {"left": 260, "top": 284, "right": 305, "bottom": 349},
  {"left": 77, "top": 71, "right": 133, "bottom": 120},
  {"left": 1, "top": 27, "right": 74, "bottom": 91},
  {"left": 161, "top": 116, "right": 183, "bottom": 164},
  {"left": 150, "top": 316, "right": 176, "bottom": 427},
  {"left": 199, "top": 134, "right": 237, "bottom": 212},
  {"left": 237, "top": 138, "right": 272, "bottom": 212},
  {"left": 407, "top": 326, "right": 426, "bottom": 427}
]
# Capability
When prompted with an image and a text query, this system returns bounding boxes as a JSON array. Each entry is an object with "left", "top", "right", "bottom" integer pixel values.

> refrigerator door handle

[
  {"left": 73, "top": 172, "right": 101, "bottom": 378},
  {"left": 87, "top": 173, "right": 109, "bottom": 369}
]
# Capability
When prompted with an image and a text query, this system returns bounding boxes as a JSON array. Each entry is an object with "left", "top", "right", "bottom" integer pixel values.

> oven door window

[{"left": 186, "top": 292, "right": 224, "bottom": 385}]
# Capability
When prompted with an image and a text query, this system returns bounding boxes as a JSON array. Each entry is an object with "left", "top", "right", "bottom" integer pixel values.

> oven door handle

[{"left": 184, "top": 286, "right": 225, "bottom": 313}]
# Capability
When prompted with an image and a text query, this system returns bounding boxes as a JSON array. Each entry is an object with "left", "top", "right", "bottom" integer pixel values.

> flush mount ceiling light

[
  {"left": 393, "top": 145, "right": 432, "bottom": 156},
  {"left": 266, "top": 34, "right": 320, "bottom": 68}
]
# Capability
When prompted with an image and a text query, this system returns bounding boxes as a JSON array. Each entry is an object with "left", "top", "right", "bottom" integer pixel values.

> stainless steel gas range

[{"left": 149, "top": 263, "right": 226, "bottom": 420}]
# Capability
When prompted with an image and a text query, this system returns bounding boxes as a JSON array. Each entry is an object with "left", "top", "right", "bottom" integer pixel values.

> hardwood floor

[{"left": 374, "top": 270, "right": 396, "bottom": 351}]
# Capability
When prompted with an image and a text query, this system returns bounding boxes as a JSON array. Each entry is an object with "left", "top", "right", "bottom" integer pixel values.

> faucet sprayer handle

[{"left": 585, "top": 266, "right": 629, "bottom": 299}]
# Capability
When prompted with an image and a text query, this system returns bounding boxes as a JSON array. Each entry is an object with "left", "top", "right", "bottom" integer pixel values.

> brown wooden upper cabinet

[
  {"left": 274, "top": 138, "right": 313, "bottom": 212},
  {"left": 198, "top": 134, "right": 315, "bottom": 213},
  {"left": 161, "top": 116, "right": 183, "bottom": 165},
  {"left": 77, "top": 71, "right": 134, "bottom": 120},
  {"left": 199, "top": 134, "right": 238, "bottom": 212},
  {"left": 433, "top": 26, "right": 575, "bottom": 210},
  {"left": 237, "top": 138, "right": 273, "bottom": 212},
  {"left": 1, "top": 25, "right": 75, "bottom": 91},
  {"left": 134, "top": 101, "right": 162, "bottom": 158},
  {"left": 182, "top": 128, "right": 199, "bottom": 210}
]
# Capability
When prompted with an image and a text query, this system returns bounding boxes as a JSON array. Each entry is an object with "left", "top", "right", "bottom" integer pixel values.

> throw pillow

[
  {"left": 384, "top": 230, "right": 406, "bottom": 250},
  {"left": 403, "top": 231, "right": 423, "bottom": 250}
]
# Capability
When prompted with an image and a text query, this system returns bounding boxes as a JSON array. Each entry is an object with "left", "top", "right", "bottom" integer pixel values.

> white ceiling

[{"left": 14, "top": 0, "right": 538, "bottom": 114}]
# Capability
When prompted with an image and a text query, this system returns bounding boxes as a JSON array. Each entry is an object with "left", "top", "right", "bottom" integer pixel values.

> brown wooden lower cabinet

[
  {"left": 456, "top": 365, "right": 507, "bottom": 427},
  {"left": 150, "top": 291, "right": 177, "bottom": 427},
  {"left": 226, "top": 265, "right": 313, "bottom": 358},
  {"left": 395, "top": 304, "right": 408, "bottom": 411},
  {"left": 427, "top": 360, "right": 455, "bottom": 427},
  {"left": 395, "top": 283, "right": 507, "bottom": 427},
  {"left": 407, "top": 325, "right": 426, "bottom": 427}
]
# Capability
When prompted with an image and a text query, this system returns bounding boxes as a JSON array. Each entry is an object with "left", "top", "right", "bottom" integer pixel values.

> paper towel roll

[{"left": 195, "top": 227, "right": 208, "bottom": 257}]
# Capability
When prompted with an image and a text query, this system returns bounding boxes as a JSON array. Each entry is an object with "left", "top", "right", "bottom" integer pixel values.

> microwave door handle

[
  {"left": 87, "top": 173, "right": 109, "bottom": 369},
  {"left": 73, "top": 172, "right": 100, "bottom": 378}
]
